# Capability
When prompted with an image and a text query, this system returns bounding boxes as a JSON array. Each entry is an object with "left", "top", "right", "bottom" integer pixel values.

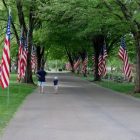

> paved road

[{"left": 1, "top": 73, "right": 140, "bottom": 140}]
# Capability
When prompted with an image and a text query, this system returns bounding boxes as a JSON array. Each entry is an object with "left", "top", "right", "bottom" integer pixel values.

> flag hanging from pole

[
  {"left": 98, "top": 44, "right": 107, "bottom": 76},
  {"left": 0, "top": 13, "right": 11, "bottom": 89},
  {"left": 22, "top": 31, "right": 29, "bottom": 76},
  {"left": 31, "top": 46, "right": 37, "bottom": 72},
  {"left": 74, "top": 58, "right": 81, "bottom": 71},
  {"left": 92, "top": 54, "right": 95, "bottom": 62},
  {"left": 82, "top": 56, "right": 88, "bottom": 74},
  {"left": 92, "top": 54, "right": 95, "bottom": 73},
  {"left": 118, "top": 37, "right": 132, "bottom": 79},
  {"left": 17, "top": 30, "right": 28, "bottom": 81},
  {"left": 22, "top": 38, "right": 28, "bottom": 76},
  {"left": 65, "top": 62, "right": 71, "bottom": 71}
]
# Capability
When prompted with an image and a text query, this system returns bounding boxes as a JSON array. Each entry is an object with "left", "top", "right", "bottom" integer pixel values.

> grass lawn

[
  {"left": 94, "top": 80, "right": 134, "bottom": 94},
  {"left": 0, "top": 74, "right": 36, "bottom": 134}
]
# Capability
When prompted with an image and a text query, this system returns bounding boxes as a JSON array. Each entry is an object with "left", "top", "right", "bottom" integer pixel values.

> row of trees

[
  {"left": 0, "top": 0, "right": 140, "bottom": 92},
  {"left": 0, "top": 0, "right": 47, "bottom": 83},
  {"left": 37, "top": 0, "right": 140, "bottom": 92}
]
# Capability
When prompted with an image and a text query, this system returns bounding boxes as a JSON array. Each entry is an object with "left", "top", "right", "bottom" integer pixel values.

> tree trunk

[
  {"left": 24, "top": 4, "right": 34, "bottom": 83},
  {"left": 36, "top": 46, "right": 45, "bottom": 70},
  {"left": 80, "top": 51, "right": 87, "bottom": 77},
  {"left": 134, "top": 33, "right": 140, "bottom": 92},
  {"left": 42, "top": 55, "right": 46, "bottom": 69},
  {"left": 16, "top": 0, "right": 27, "bottom": 33},
  {"left": 65, "top": 46, "right": 75, "bottom": 72},
  {"left": 69, "top": 56, "right": 75, "bottom": 72},
  {"left": 92, "top": 35, "right": 105, "bottom": 81},
  {"left": 25, "top": 29, "right": 33, "bottom": 83}
]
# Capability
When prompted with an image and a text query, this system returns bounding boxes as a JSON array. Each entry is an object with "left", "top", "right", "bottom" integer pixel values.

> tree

[
  {"left": 5, "top": 0, "right": 138, "bottom": 92},
  {"left": 102, "top": 0, "right": 140, "bottom": 92},
  {"left": 37, "top": 0, "right": 122, "bottom": 79}
]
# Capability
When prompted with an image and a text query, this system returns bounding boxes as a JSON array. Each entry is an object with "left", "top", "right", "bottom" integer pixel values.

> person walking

[
  {"left": 36, "top": 67, "right": 47, "bottom": 93},
  {"left": 53, "top": 76, "right": 59, "bottom": 94}
]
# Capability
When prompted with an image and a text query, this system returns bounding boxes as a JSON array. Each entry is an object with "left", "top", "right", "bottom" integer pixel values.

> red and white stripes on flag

[
  {"left": 74, "top": 58, "right": 81, "bottom": 70},
  {"left": 118, "top": 37, "right": 132, "bottom": 79},
  {"left": 22, "top": 40, "right": 28, "bottom": 76},
  {"left": 92, "top": 54, "right": 95, "bottom": 72},
  {"left": 31, "top": 46, "right": 37, "bottom": 72},
  {"left": 82, "top": 56, "right": 88, "bottom": 73},
  {"left": 0, "top": 14, "right": 11, "bottom": 88},
  {"left": 98, "top": 45, "right": 107, "bottom": 76},
  {"left": 17, "top": 32, "right": 28, "bottom": 81},
  {"left": 92, "top": 55, "right": 95, "bottom": 62}
]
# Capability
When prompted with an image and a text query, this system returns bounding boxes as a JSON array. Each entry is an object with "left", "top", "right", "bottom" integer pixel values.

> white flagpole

[
  {"left": 7, "top": 85, "right": 10, "bottom": 106},
  {"left": 26, "top": 28, "right": 29, "bottom": 83},
  {"left": 7, "top": 7, "right": 11, "bottom": 106}
]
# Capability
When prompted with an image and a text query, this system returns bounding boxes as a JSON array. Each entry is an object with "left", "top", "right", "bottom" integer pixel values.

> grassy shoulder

[
  {"left": 0, "top": 74, "right": 36, "bottom": 134},
  {"left": 94, "top": 80, "right": 134, "bottom": 94},
  {"left": 93, "top": 80, "right": 140, "bottom": 98},
  {"left": 76, "top": 73, "right": 140, "bottom": 98}
]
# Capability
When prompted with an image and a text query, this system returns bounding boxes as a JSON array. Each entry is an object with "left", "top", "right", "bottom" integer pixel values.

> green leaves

[{"left": 0, "top": 0, "right": 138, "bottom": 63}]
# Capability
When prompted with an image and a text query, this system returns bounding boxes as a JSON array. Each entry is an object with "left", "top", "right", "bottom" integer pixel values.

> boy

[
  {"left": 37, "top": 67, "right": 47, "bottom": 93},
  {"left": 53, "top": 76, "right": 58, "bottom": 94}
]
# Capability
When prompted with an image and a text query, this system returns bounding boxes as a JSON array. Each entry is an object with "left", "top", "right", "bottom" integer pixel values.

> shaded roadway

[{"left": 1, "top": 72, "right": 140, "bottom": 140}]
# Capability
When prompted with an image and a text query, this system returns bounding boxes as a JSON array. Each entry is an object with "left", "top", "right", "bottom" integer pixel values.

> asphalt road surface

[{"left": 1, "top": 72, "right": 140, "bottom": 140}]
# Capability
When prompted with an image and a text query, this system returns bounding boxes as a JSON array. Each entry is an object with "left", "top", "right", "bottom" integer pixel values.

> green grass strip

[{"left": 94, "top": 80, "right": 134, "bottom": 94}]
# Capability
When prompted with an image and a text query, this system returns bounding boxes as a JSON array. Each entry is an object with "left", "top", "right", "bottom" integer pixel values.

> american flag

[
  {"left": 98, "top": 44, "right": 107, "bottom": 76},
  {"left": 0, "top": 64, "right": 1, "bottom": 77},
  {"left": 17, "top": 32, "right": 28, "bottom": 81},
  {"left": 31, "top": 46, "right": 37, "bottom": 72},
  {"left": 82, "top": 56, "right": 88, "bottom": 74},
  {"left": 22, "top": 39, "right": 28, "bottom": 76},
  {"left": 92, "top": 54, "right": 95, "bottom": 72},
  {"left": 74, "top": 58, "right": 81, "bottom": 70},
  {"left": 0, "top": 14, "right": 11, "bottom": 88},
  {"left": 118, "top": 37, "right": 132, "bottom": 79},
  {"left": 92, "top": 54, "right": 95, "bottom": 62},
  {"left": 66, "top": 62, "right": 71, "bottom": 70}
]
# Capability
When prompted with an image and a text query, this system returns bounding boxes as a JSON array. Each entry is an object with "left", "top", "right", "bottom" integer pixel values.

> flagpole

[
  {"left": 26, "top": 28, "right": 29, "bottom": 83},
  {"left": 9, "top": 7, "right": 11, "bottom": 15},
  {"left": 7, "top": 85, "right": 10, "bottom": 106},
  {"left": 7, "top": 7, "right": 11, "bottom": 106}
]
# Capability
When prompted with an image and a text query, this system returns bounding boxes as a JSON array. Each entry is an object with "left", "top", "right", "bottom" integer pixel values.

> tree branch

[
  {"left": 103, "top": 0, "right": 124, "bottom": 20},
  {"left": 115, "top": 0, "right": 132, "bottom": 20},
  {"left": 16, "top": 0, "right": 27, "bottom": 33},
  {"left": 2, "top": 0, "right": 20, "bottom": 45},
  {"left": 115, "top": 0, "right": 140, "bottom": 29}
]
